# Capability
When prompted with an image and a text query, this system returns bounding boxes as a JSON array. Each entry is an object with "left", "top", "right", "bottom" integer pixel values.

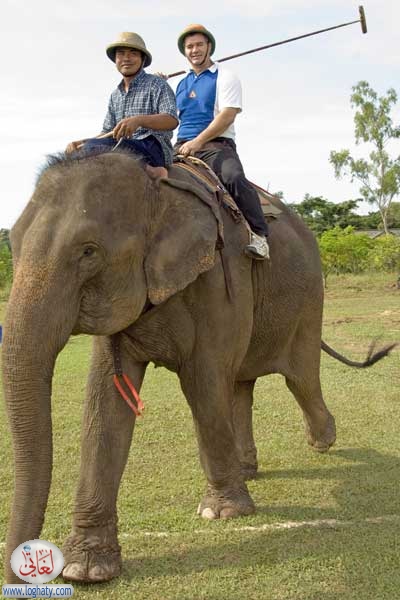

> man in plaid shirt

[{"left": 67, "top": 32, "right": 178, "bottom": 178}]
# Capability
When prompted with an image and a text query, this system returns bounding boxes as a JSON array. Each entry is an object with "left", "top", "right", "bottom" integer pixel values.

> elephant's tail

[{"left": 321, "top": 339, "right": 397, "bottom": 368}]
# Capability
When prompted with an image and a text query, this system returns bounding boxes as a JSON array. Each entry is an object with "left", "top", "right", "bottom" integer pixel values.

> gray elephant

[{"left": 2, "top": 150, "right": 393, "bottom": 584}]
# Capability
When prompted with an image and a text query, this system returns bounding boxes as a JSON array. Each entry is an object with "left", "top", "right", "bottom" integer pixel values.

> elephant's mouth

[{"left": 74, "top": 292, "right": 152, "bottom": 337}]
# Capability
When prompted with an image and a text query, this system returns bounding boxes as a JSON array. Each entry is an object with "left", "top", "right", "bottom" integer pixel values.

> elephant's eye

[{"left": 82, "top": 245, "right": 96, "bottom": 258}]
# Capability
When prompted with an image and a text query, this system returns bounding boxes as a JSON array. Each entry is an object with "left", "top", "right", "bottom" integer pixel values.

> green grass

[{"left": 0, "top": 272, "right": 399, "bottom": 599}]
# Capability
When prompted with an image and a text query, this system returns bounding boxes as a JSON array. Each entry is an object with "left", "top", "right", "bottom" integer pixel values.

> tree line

[
  {"left": 288, "top": 197, "right": 400, "bottom": 237},
  {"left": 0, "top": 229, "right": 12, "bottom": 289}
]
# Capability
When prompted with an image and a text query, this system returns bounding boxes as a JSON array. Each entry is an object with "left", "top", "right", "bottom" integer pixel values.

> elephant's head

[{"left": 2, "top": 151, "right": 219, "bottom": 580}]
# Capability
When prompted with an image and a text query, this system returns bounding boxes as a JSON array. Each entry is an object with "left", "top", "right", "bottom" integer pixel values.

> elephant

[{"left": 2, "top": 149, "right": 394, "bottom": 584}]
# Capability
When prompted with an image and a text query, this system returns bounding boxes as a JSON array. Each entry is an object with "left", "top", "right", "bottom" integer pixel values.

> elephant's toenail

[
  {"left": 62, "top": 563, "right": 87, "bottom": 582},
  {"left": 201, "top": 508, "right": 217, "bottom": 519}
]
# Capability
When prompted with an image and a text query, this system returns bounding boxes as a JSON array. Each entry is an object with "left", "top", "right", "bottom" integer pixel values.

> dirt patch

[{"left": 329, "top": 317, "right": 354, "bottom": 325}]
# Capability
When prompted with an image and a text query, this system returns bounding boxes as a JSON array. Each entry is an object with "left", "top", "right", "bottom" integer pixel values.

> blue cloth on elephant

[{"left": 83, "top": 135, "right": 165, "bottom": 167}]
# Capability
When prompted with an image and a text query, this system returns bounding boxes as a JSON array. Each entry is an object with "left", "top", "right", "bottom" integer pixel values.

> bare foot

[{"left": 145, "top": 165, "right": 168, "bottom": 179}]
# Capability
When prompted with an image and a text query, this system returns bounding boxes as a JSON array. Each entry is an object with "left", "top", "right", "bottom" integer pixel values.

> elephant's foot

[
  {"left": 197, "top": 483, "right": 256, "bottom": 519},
  {"left": 241, "top": 461, "right": 258, "bottom": 480},
  {"left": 306, "top": 412, "right": 336, "bottom": 453},
  {"left": 62, "top": 522, "right": 121, "bottom": 583}
]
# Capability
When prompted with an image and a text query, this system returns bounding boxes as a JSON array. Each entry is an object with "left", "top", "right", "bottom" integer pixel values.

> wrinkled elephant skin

[{"left": 2, "top": 152, "right": 336, "bottom": 583}]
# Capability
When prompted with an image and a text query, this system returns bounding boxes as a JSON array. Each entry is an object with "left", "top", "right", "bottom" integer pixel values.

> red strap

[
  {"left": 113, "top": 374, "right": 144, "bottom": 417},
  {"left": 122, "top": 374, "right": 145, "bottom": 412}
]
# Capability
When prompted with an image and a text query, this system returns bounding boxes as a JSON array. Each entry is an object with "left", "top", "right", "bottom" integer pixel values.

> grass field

[{"left": 0, "top": 272, "right": 399, "bottom": 599}]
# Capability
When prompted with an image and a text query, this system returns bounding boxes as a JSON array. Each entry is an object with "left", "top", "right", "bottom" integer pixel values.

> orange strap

[{"left": 113, "top": 373, "right": 144, "bottom": 417}]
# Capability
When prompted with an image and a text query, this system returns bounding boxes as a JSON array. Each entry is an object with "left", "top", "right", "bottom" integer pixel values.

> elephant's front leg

[
  {"left": 181, "top": 367, "right": 255, "bottom": 520},
  {"left": 62, "top": 336, "right": 147, "bottom": 583},
  {"left": 232, "top": 380, "right": 258, "bottom": 480}
]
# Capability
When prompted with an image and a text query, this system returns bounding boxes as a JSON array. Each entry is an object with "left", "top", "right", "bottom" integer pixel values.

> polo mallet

[{"left": 167, "top": 5, "right": 367, "bottom": 78}]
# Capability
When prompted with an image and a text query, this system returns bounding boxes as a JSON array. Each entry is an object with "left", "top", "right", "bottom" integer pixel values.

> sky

[{"left": 0, "top": 0, "right": 399, "bottom": 229}]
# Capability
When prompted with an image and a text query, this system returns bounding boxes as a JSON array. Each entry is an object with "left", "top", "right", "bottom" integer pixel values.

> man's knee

[{"left": 223, "top": 172, "right": 252, "bottom": 196}]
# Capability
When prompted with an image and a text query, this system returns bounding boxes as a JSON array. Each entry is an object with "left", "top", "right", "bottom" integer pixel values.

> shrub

[
  {"left": 318, "top": 227, "right": 373, "bottom": 284},
  {"left": 369, "top": 234, "right": 400, "bottom": 271},
  {"left": 0, "top": 244, "right": 13, "bottom": 289}
]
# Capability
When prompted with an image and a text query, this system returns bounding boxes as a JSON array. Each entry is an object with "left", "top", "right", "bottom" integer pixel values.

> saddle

[
  {"left": 161, "top": 155, "right": 281, "bottom": 246},
  {"left": 157, "top": 156, "right": 282, "bottom": 302}
]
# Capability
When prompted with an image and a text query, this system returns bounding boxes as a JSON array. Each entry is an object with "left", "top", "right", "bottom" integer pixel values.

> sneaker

[{"left": 245, "top": 233, "right": 270, "bottom": 260}]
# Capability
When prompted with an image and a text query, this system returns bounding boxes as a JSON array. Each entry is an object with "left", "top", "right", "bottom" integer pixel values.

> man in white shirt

[{"left": 175, "top": 24, "right": 269, "bottom": 260}]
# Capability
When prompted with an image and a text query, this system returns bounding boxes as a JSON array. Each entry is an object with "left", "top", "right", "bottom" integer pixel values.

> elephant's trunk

[{"left": 2, "top": 264, "right": 77, "bottom": 582}]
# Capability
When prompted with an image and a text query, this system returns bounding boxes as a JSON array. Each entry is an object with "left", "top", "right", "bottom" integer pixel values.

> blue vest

[{"left": 176, "top": 69, "right": 218, "bottom": 141}]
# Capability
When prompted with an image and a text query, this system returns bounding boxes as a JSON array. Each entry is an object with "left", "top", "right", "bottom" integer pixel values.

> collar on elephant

[
  {"left": 111, "top": 333, "right": 144, "bottom": 417},
  {"left": 113, "top": 373, "right": 144, "bottom": 417}
]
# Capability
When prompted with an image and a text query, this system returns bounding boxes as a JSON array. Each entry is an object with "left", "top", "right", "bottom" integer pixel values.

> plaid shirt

[{"left": 102, "top": 70, "right": 177, "bottom": 165}]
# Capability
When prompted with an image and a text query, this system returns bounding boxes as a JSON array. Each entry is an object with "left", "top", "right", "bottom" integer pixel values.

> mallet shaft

[{"left": 168, "top": 6, "right": 367, "bottom": 79}]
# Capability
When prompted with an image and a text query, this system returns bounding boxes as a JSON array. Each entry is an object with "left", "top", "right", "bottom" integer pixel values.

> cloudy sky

[{"left": 1, "top": 0, "right": 399, "bottom": 228}]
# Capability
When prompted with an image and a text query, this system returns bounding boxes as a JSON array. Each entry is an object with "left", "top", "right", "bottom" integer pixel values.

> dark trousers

[
  {"left": 176, "top": 138, "right": 268, "bottom": 237},
  {"left": 83, "top": 135, "right": 165, "bottom": 167}
]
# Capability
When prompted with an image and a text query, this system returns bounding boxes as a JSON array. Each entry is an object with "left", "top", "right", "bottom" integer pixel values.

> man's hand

[
  {"left": 178, "top": 138, "right": 204, "bottom": 157},
  {"left": 65, "top": 140, "right": 85, "bottom": 154},
  {"left": 113, "top": 116, "right": 143, "bottom": 140}
]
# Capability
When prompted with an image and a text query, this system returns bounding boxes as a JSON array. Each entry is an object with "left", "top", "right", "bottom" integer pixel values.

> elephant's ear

[
  {"left": 10, "top": 195, "right": 42, "bottom": 266},
  {"left": 144, "top": 180, "right": 219, "bottom": 305}
]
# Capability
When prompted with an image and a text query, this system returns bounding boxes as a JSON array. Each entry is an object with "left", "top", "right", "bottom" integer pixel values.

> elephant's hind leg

[
  {"left": 181, "top": 367, "right": 255, "bottom": 520},
  {"left": 232, "top": 380, "right": 258, "bottom": 479},
  {"left": 284, "top": 335, "right": 336, "bottom": 453},
  {"left": 285, "top": 374, "right": 336, "bottom": 452},
  {"left": 62, "top": 336, "right": 147, "bottom": 583}
]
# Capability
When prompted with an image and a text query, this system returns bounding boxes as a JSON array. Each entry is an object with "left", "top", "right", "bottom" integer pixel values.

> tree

[
  {"left": 289, "top": 194, "right": 361, "bottom": 235},
  {"left": 356, "top": 211, "right": 381, "bottom": 230},
  {"left": 330, "top": 81, "right": 400, "bottom": 234},
  {"left": 0, "top": 243, "right": 12, "bottom": 288},
  {"left": 0, "top": 228, "right": 10, "bottom": 249},
  {"left": 369, "top": 235, "right": 400, "bottom": 272},
  {"left": 0, "top": 229, "right": 12, "bottom": 288},
  {"left": 387, "top": 201, "right": 400, "bottom": 228},
  {"left": 351, "top": 202, "right": 400, "bottom": 230}
]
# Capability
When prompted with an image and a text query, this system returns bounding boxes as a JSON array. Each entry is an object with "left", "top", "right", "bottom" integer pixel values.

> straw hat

[
  {"left": 106, "top": 32, "right": 152, "bottom": 67},
  {"left": 177, "top": 24, "right": 216, "bottom": 56}
]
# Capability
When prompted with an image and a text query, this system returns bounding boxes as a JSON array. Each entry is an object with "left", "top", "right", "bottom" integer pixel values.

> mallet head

[{"left": 359, "top": 6, "right": 367, "bottom": 34}]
